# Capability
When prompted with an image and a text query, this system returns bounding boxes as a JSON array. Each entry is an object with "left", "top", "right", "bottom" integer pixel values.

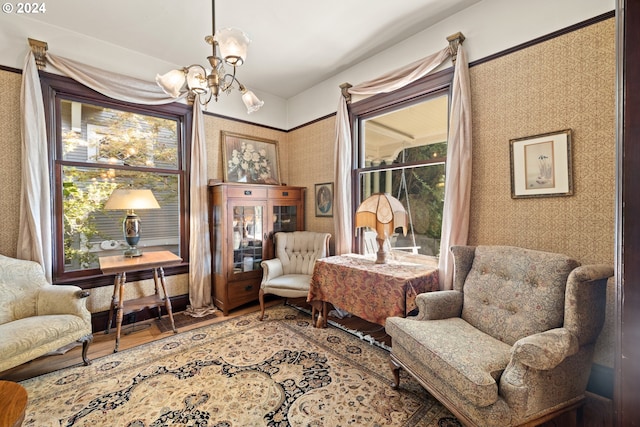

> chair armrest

[
  {"left": 261, "top": 258, "right": 284, "bottom": 284},
  {"left": 510, "top": 328, "right": 579, "bottom": 370},
  {"left": 414, "top": 290, "right": 463, "bottom": 320},
  {"left": 36, "top": 285, "right": 91, "bottom": 319},
  {"left": 564, "top": 264, "right": 613, "bottom": 345}
]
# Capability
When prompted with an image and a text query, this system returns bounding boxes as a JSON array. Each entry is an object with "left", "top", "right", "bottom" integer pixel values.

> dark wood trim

[
  {"left": 202, "top": 110, "right": 287, "bottom": 133},
  {"left": 469, "top": 10, "right": 615, "bottom": 68},
  {"left": 287, "top": 112, "right": 337, "bottom": 133},
  {"left": 617, "top": 1, "right": 640, "bottom": 425},
  {"left": 90, "top": 293, "right": 190, "bottom": 333},
  {"left": 39, "top": 71, "right": 192, "bottom": 285},
  {"left": 0, "top": 64, "right": 22, "bottom": 74}
]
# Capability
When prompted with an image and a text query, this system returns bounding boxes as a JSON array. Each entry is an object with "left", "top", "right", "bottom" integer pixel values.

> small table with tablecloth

[{"left": 307, "top": 253, "right": 439, "bottom": 327}]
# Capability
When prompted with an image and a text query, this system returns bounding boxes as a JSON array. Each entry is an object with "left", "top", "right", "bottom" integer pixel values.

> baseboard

[
  {"left": 90, "top": 294, "right": 190, "bottom": 333},
  {"left": 586, "top": 363, "right": 614, "bottom": 399}
]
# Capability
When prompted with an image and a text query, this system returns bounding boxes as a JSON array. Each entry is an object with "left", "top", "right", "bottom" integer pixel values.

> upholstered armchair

[
  {"left": 0, "top": 254, "right": 93, "bottom": 372},
  {"left": 259, "top": 231, "right": 331, "bottom": 320},
  {"left": 386, "top": 245, "right": 613, "bottom": 427}
]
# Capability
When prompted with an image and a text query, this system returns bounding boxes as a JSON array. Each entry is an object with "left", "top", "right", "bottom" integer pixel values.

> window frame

[
  {"left": 348, "top": 68, "right": 454, "bottom": 251},
  {"left": 41, "top": 72, "right": 191, "bottom": 287}
]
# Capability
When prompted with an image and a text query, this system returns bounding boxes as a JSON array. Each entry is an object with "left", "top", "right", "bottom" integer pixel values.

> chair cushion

[
  {"left": 386, "top": 316, "right": 511, "bottom": 407},
  {"left": 461, "top": 246, "right": 579, "bottom": 346},
  {"left": 262, "top": 274, "right": 311, "bottom": 293}
]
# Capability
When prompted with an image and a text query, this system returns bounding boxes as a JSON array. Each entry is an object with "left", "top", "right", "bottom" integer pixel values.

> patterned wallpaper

[{"left": 0, "top": 70, "right": 22, "bottom": 259}]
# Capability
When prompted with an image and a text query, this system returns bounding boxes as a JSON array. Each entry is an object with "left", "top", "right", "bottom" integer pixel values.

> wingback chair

[
  {"left": 0, "top": 254, "right": 93, "bottom": 372},
  {"left": 259, "top": 231, "right": 331, "bottom": 320},
  {"left": 385, "top": 245, "right": 613, "bottom": 427}
]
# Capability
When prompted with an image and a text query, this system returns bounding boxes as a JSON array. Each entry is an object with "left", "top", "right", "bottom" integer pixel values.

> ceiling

[
  {"left": 365, "top": 94, "right": 449, "bottom": 162},
  {"left": 25, "top": 0, "right": 479, "bottom": 100}
]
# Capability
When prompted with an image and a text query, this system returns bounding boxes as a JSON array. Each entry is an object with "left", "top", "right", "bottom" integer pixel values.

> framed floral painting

[
  {"left": 509, "top": 129, "right": 573, "bottom": 198},
  {"left": 222, "top": 131, "right": 281, "bottom": 185}
]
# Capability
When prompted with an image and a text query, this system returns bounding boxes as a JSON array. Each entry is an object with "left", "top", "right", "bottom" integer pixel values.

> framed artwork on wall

[
  {"left": 510, "top": 129, "right": 573, "bottom": 199},
  {"left": 222, "top": 131, "right": 281, "bottom": 185},
  {"left": 315, "top": 182, "right": 334, "bottom": 217}
]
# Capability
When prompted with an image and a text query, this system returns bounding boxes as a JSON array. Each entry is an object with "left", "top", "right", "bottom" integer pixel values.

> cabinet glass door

[
  {"left": 231, "top": 204, "right": 264, "bottom": 276},
  {"left": 272, "top": 205, "right": 298, "bottom": 233}
]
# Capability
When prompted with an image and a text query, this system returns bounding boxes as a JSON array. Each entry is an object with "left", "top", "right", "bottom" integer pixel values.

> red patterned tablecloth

[{"left": 307, "top": 253, "right": 439, "bottom": 326}]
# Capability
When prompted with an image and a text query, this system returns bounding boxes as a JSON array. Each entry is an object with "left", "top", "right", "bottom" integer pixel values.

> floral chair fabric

[
  {"left": 385, "top": 245, "right": 613, "bottom": 426},
  {"left": 0, "top": 254, "right": 93, "bottom": 372},
  {"left": 259, "top": 231, "right": 331, "bottom": 320}
]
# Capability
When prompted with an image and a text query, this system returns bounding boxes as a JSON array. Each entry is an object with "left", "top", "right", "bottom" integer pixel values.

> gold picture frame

[
  {"left": 222, "top": 131, "right": 281, "bottom": 185},
  {"left": 510, "top": 129, "right": 573, "bottom": 199}
]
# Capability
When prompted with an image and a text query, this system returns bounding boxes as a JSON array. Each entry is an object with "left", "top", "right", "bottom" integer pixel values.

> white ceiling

[{"left": 25, "top": 0, "right": 479, "bottom": 100}]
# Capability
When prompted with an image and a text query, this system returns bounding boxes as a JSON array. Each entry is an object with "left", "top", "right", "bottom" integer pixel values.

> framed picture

[
  {"left": 510, "top": 129, "right": 573, "bottom": 199},
  {"left": 222, "top": 131, "right": 281, "bottom": 185},
  {"left": 315, "top": 182, "right": 334, "bottom": 217}
]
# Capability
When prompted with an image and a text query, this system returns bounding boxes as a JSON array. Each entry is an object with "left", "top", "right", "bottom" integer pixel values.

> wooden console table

[
  {"left": 307, "top": 253, "right": 439, "bottom": 327},
  {"left": 100, "top": 251, "right": 182, "bottom": 352}
]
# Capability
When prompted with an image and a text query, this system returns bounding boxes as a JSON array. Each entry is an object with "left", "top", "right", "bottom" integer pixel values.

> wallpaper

[{"left": 0, "top": 70, "right": 22, "bottom": 259}]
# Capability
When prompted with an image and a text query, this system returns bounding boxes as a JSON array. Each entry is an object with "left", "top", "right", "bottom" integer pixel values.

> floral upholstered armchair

[
  {"left": 385, "top": 245, "right": 613, "bottom": 427},
  {"left": 0, "top": 254, "right": 93, "bottom": 372},
  {"left": 259, "top": 231, "right": 330, "bottom": 320}
]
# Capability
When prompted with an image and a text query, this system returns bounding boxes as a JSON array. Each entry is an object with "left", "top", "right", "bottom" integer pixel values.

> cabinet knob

[{"left": 245, "top": 285, "right": 253, "bottom": 291}]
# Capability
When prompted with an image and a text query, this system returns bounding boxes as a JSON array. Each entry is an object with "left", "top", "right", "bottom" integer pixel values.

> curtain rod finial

[
  {"left": 28, "top": 38, "right": 48, "bottom": 70},
  {"left": 446, "top": 32, "right": 465, "bottom": 64},
  {"left": 339, "top": 82, "right": 352, "bottom": 103}
]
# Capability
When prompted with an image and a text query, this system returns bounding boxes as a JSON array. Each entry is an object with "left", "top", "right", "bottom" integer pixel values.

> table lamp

[
  {"left": 104, "top": 188, "right": 160, "bottom": 257},
  {"left": 355, "top": 193, "right": 408, "bottom": 264}
]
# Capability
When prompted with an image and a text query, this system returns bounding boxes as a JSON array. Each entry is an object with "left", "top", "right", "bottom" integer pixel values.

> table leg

[
  {"left": 105, "top": 273, "right": 122, "bottom": 334},
  {"left": 157, "top": 267, "right": 177, "bottom": 334},
  {"left": 114, "top": 272, "right": 126, "bottom": 353}
]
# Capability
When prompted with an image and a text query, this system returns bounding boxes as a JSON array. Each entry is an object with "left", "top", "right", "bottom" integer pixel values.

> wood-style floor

[{"left": 0, "top": 298, "right": 613, "bottom": 426}]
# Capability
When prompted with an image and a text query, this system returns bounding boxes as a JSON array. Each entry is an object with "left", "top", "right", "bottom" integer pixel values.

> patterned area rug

[{"left": 20, "top": 305, "right": 461, "bottom": 427}]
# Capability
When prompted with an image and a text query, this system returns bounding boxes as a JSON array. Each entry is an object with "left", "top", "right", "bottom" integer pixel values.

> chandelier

[{"left": 156, "top": 0, "right": 264, "bottom": 114}]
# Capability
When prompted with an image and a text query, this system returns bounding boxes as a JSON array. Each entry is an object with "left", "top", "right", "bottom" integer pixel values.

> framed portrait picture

[
  {"left": 315, "top": 182, "right": 334, "bottom": 217},
  {"left": 510, "top": 129, "right": 573, "bottom": 199},
  {"left": 222, "top": 131, "right": 281, "bottom": 185}
]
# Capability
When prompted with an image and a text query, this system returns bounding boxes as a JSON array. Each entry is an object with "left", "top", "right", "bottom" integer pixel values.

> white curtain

[
  {"left": 18, "top": 52, "right": 52, "bottom": 282},
  {"left": 438, "top": 46, "right": 472, "bottom": 289},
  {"left": 20, "top": 49, "right": 215, "bottom": 313},
  {"left": 333, "top": 45, "right": 472, "bottom": 289}
]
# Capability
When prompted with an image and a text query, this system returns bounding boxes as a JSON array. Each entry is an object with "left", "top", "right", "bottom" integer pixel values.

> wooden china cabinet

[{"left": 208, "top": 182, "right": 305, "bottom": 314}]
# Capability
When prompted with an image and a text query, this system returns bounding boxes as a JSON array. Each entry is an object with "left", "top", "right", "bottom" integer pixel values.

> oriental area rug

[{"left": 20, "top": 305, "right": 461, "bottom": 427}]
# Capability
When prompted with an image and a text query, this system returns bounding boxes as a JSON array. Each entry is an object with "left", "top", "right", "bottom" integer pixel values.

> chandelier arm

[{"left": 220, "top": 67, "right": 241, "bottom": 92}]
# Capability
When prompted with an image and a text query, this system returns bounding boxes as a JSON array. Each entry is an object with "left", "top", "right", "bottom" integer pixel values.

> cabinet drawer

[
  {"left": 228, "top": 187, "right": 267, "bottom": 199},
  {"left": 228, "top": 279, "right": 260, "bottom": 303},
  {"left": 268, "top": 188, "right": 301, "bottom": 200}
]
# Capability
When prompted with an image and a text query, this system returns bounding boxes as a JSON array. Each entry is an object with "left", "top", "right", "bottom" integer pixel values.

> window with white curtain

[
  {"left": 352, "top": 72, "right": 452, "bottom": 257},
  {"left": 41, "top": 73, "right": 191, "bottom": 283}
]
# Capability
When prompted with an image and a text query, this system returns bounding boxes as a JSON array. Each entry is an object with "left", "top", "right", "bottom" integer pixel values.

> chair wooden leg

[
  {"left": 259, "top": 289, "right": 266, "bottom": 320},
  {"left": 79, "top": 334, "right": 93, "bottom": 366},
  {"left": 390, "top": 357, "right": 401, "bottom": 389}
]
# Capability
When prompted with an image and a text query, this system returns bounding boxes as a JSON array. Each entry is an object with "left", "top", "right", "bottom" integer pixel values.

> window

[
  {"left": 42, "top": 74, "right": 191, "bottom": 283},
  {"left": 351, "top": 70, "right": 452, "bottom": 257}
]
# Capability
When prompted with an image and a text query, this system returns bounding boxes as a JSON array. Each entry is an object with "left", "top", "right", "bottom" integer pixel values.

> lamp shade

[
  {"left": 355, "top": 193, "right": 408, "bottom": 239},
  {"left": 215, "top": 27, "right": 250, "bottom": 66},
  {"left": 104, "top": 189, "right": 160, "bottom": 211},
  {"left": 241, "top": 89, "right": 264, "bottom": 114},
  {"left": 156, "top": 69, "right": 187, "bottom": 98}
]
